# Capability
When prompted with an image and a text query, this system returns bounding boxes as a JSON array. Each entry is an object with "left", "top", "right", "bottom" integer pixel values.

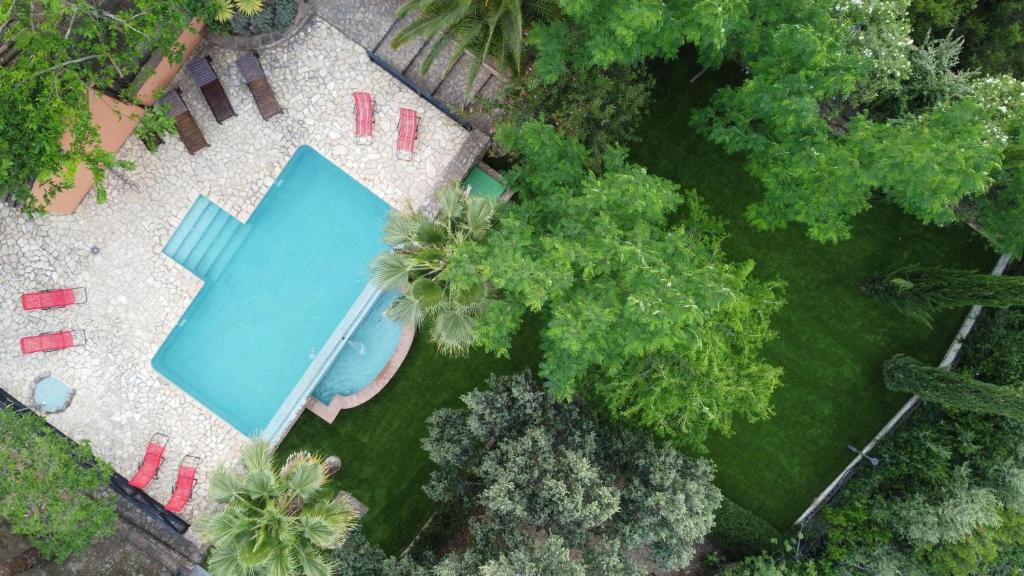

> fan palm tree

[
  {"left": 198, "top": 440, "right": 359, "bottom": 576},
  {"left": 371, "top": 182, "right": 497, "bottom": 355},
  {"left": 391, "top": 0, "right": 555, "bottom": 96}
]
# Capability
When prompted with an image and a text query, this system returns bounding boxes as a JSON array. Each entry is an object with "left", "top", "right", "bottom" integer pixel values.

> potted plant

[{"left": 134, "top": 102, "right": 177, "bottom": 152}]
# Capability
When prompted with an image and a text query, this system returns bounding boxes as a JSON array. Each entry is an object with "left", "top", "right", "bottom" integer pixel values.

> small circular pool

[
  {"left": 34, "top": 376, "right": 73, "bottom": 413},
  {"left": 311, "top": 291, "right": 404, "bottom": 404}
]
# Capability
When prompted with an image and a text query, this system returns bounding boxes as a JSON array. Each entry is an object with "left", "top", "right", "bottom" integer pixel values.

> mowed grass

[
  {"left": 278, "top": 315, "right": 541, "bottom": 553},
  {"left": 631, "top": 54, "right": 996, "bottom": 528}
]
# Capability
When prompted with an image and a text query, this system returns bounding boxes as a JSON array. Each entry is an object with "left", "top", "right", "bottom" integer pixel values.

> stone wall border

[
  {"left": 794, "top": 253, "right": 1014, "bottom": 528},
  {"left": 206, "top": 0, "right": 316, "bottom": 52}
]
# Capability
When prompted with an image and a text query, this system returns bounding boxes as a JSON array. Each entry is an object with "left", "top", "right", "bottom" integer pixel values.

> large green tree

[
  {"left": 199, "top": 440, "right": 360, "bottom": 576},
  {"left": 527, "top": 0, "right": 748, "bottom": 82},
  {"left": 450, "top": 121, "right": 784, "bottom": 448},
  {"left": 0, "top": 407, "right": 116, "bottom": 565},
  {"left": 884, "top": 354, "right": 1024, "bottom": 420},
  {"left": 693, "top": 0, "right": 1024, "bottom": 255},
  {"left": 0, "top": 0, "right": 196, "bottom": 212},
  {"left": 420, "top": 371, "right": 722, "bottom": 575},
  {"left": 864, "top": 265, "right": 1024, "bottom": 325}
]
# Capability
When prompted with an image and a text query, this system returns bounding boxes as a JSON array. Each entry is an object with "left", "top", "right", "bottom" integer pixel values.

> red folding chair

[
  {"left": 21, "top": 287, "right": 86, "bottom": 310},
  {"left": 20, "top": 330, "right": 85, "bottom": 354},
  {"left": 128, "top": 433, "right": 170, "bottom": 489},
  {"left": 396, "top": 108, "right": 418, "bottom": 160},
  {"left": 353, "top": 92, "right": 374, "bottom": 145},
  {"left": 165, "top": 456, "right": 200, "bottom": 513}
]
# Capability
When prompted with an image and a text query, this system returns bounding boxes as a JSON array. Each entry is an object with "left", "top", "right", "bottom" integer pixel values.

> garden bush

[
  {"left": 229, "top": 0, "right": 296, "bottom": 35},
  {"left": 0, "top": 406, "right": 116, "bottom": 563},
  {"left": 961, "top": 306, "right": 1024, "bottom": 386},
  {"left": 711, "top": 498, "right": 783, "bottom": 559}
]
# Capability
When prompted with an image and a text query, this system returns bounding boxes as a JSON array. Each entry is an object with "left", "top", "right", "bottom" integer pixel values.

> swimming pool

[
  {"left": 311, "top": 290, "right": 404, "bottom": 403},
  {"left": 153, "top": 146, "right": 395, "bottom": 439}
]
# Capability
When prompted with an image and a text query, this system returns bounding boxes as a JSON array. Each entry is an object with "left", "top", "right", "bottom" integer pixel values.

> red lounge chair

[
  {"left": 397, "top": 108, "right": 418, "bottom": 160},
  {"left": 128, "top": 433, "right": 170, "bottom": 489},
  {"left": 21, "top": 287, "right": 86, "bottom": 311},
  {"left": 20, "top": 330, "right": 84, "bottom": 354},
  {"left": 353, "top": 92, "right": 373, "bottom": 145},
  {"left": 165, "top": 456, "right": 200, "bottom": 513}
]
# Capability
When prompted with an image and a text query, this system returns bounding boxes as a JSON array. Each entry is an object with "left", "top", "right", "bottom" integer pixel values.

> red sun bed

[
  {"left": 353, "top": 92, "right": 374, "bottom": 145},
  {"left": 397, "top": 108, "right": 418, "bottom": 160},
  {"left": 21, "top": 287, "right": 86, "bottom": 310},
  {"left": 20, "top": 330, "right": 84, "bottom": 354},
  {"left": 129, "top": 433, "right": 170, "bottom": 489},
  {"left": 165, "top": 456, "right": 200, "bottom": 513}
]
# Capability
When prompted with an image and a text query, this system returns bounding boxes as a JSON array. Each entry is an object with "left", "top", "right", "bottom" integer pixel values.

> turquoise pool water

[
  {"left": 153, "top": 146, "right": 394, "bottom": 438},
  {"left": 312, "top": 290, "right": 404, "bottom": 403}
]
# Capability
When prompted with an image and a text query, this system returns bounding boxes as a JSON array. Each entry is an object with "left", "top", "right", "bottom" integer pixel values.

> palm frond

[
  {"left": 262, "top": 545, "right": 296, "bottom": 576},
  {"left": 293, "top": 546, "right": 336, "bottom": 576},
  {"left": 430, "top": 304, "right": 477, "bottom": 355},
  {"left": 463, "top": 195, "right": 496, "bottom": 239},
  {"left": 208, "top": 467, "right": 247, "bottom": 503},
  {"left": 435, "top": 180, "right": 466, "bottom": 228},
  {"left": 232, "top": 0, "right": 263, "bottom": 16},
  {"left": 410, "top": 276, "right": 445, "bottom": 309},
  {"left": 385, "top": 293, "right": 428, "bottom": 327},
  {"left": 370, "top": 252, "right": 415, "bottom": 291},
  {"left": 415, "top": 220, "right": 449, "bottom": 246},
  {"left": 382, "top": 210, "right": 425, "bottom": 246},
  {"left": 241, "top": 439, "right": 274, "bottom": 474},
  {"left": 207, "top": 543, "right": 250, "bottom": 576},
  {"left": 282, "top": 457, "right": 327, "bottom": 502},
  {"left": 245, "top": 467, "right": 280, "bottom": 501}
]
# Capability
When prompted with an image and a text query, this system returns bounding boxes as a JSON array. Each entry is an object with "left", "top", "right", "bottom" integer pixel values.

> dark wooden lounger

[
  {"left": 237, "top": 53, "right": 283, "bottom": 120},
  {"left": 156, "top": 90, "right": 208, "bottom": 155},
  {"left": 186, "top": 56, "right": 236, "bottom": 124}
]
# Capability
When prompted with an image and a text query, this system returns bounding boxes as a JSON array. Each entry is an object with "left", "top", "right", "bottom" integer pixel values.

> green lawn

[
  {"left": 630, "top": 54, "right": 996, "bottom": 528},
  {"left": 278, "top": 315, "right": 541, "bottom": 553}
]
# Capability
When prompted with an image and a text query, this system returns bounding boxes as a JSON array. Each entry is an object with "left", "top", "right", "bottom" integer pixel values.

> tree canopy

[
  {"left": 689, "top": 0, "right": 1024, "bottom": 255},
  {"left": 0, "top": 406, "right": 116, "bottom": 563},
  {"left": 421, "top": 371, "right": 722, "bottom": 575},
  {"left": 449, "top": 121, "right": 784, "bottom": 448},
  {"left": 0, "top": 0, "right": 195, "bottom": 211}
]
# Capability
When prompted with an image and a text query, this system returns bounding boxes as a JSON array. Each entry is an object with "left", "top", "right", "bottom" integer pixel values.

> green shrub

[
  {"left": 134, "top": 102, "right": 177, "bottom": 153},
  {"left": 711, "top": 498, "right": 782, "bottom": 559},
  {"left": 0, "top": 407, "right": 116, "bottom": 563},
  {"left": 229, "top": 0, "right": 295, "bottom": 35},
  {"left": 961, "top": 307, "right": 1024, "bottom": 386}
]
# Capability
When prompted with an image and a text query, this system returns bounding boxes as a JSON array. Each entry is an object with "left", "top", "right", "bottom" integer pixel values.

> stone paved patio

[{"left": 0, "top": 16, "right": 468, "bottom": 536}]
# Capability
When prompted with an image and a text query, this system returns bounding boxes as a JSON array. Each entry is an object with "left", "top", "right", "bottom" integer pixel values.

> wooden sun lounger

[
  {"left": 186, "top": 56, "right": 236, "bottom": 124},
  {"left": 237, "top": 53, "right": 282, "bottom": 120},
  {"left": 157, "top": 90, "right": 208, "bottom": 155}
]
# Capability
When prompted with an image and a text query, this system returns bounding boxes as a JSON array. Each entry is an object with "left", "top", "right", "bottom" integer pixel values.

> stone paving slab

[
  {"left": 315, "top": 0, "right": 402, "bottom": 50},
  {"left": 0, "top": 16, "right": 468, "bottom": 542}
]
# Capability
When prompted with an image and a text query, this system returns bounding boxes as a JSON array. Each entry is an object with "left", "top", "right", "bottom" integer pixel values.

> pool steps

[{"left": 163, "top": 195, "right": 251, "bottom": 282}]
